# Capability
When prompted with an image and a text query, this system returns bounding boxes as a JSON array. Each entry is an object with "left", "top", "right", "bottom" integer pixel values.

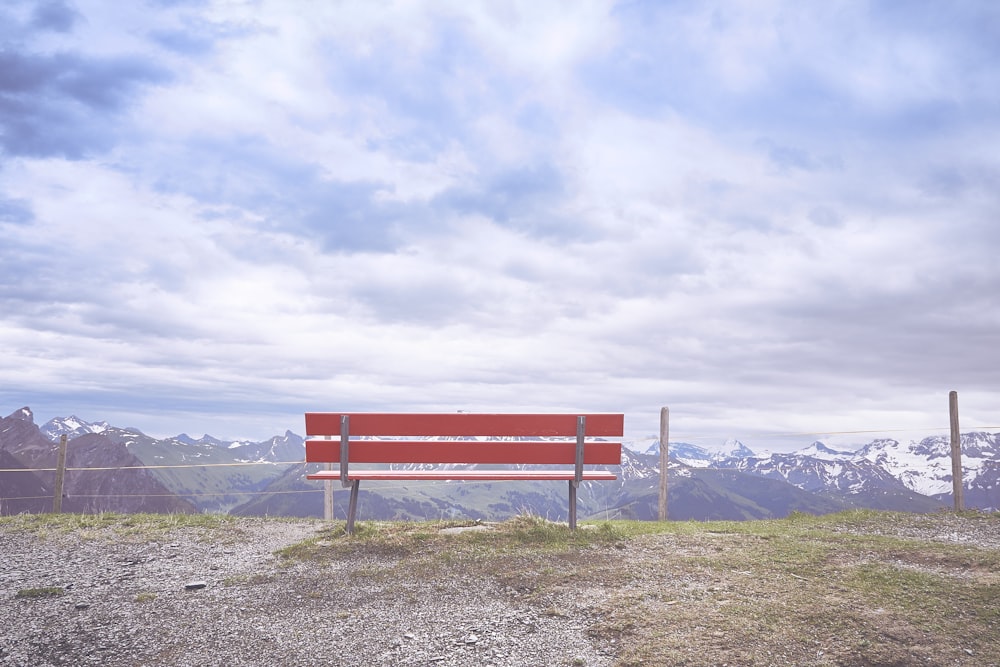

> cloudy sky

[{"left": 2, "top": 0, "right": 997, "bottom": 450}]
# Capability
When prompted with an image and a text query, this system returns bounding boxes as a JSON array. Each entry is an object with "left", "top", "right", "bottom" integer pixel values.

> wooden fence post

[
  {"left": 659, "top": 406, "right": 669, "bottom": 521},
  {"left": 949, "top": 391, "right": 964, "bottom": 511},
  {"left": 53, "top": 434, "right": 68, "bottom": 513},
  {"left": 324, "top": 462, "right": 334, "bottom": 521}
]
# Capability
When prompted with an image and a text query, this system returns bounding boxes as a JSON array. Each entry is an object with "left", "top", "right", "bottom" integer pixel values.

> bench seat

[
  {"left": 306, "top": 469, "right": 619, "bottom": 481},
  {"left": 304, "top": 412, "right": 624, "bottom": 533}
]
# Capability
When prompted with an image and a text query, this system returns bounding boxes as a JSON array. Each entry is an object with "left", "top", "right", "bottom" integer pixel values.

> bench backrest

[{"left": 305, "top": 413, "right": 623, "bottom": 482}]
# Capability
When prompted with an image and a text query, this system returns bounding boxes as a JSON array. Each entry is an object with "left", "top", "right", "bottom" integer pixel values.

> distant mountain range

[
  {"left": 2, "top": 406, "right": 997, "bottom": 519},
  {"left": 643, "top": 434, "right": 999, "bottom": 512},
  {"left": 0, "top": 407, "right": 196, "bottom": 514}
]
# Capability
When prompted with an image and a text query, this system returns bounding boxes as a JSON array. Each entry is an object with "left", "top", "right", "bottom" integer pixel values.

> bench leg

[
  {"left": 346, "top": 480, "right": 360, "bottom": 535},
  {"left": 568, "top": 480, "right": 578, "bottom": 530}
]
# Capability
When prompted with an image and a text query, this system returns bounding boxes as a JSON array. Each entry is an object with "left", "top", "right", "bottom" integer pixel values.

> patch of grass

[
  {"left": 0, "top": 512, "right": 239, "bottom": 538},
  {"left": 0, "top": 513, "right": 323, "bottom": 548},
  {"left": 588, "top": 591, "right": 644, "bottom": 636},
  {"left": 586, "top": 511, "right": 1000, "bottom": 666},
  {"left": 543, "top": 604, "right": 569, "bottom": 618},
  {"left": 276, "top": 514, "right": 628, "bottom": 566},
  {"left": 845, "top": 560, "right": 1000, "bottom": 630},
  {"left": 16, "top": 587, "right": 65, "bottom": 599},
  {"left": 275, "top": 524, "right": 349, "bottom": 561},
  {"left": 222, "top": 573, "right": 273, "bottom": 587},
  {"left": 134, "top": 592, "right": 157, "bottom": 603}
]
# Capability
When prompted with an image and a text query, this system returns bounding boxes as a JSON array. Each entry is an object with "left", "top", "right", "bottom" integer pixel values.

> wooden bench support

[
  {"left": 568, "top": 480, "right": 578, "bottom": 530},
  {"left": 304, "top": 412, "right": 624, "bottom": 534},
  {"left": 346, "top": 480, "right": 360, "bottom": 536}
]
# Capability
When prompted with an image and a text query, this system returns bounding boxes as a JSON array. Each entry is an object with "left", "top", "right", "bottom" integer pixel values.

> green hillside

[{"left": 109, "top": 429, "right": 291, "bottom": 513}]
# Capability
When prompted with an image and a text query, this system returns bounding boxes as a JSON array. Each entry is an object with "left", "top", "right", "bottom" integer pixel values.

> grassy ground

[
  {"left": 4, "top": 510, "right": 998, "bottom": 666},
  {"left": 278, "top": 511, "right": 1000, "bottom": 666}
]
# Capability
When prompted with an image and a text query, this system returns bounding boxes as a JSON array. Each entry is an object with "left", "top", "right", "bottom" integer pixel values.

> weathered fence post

[
  {"left": 659, "top": 406, "right": 669, "bottom": 521},
  {"left": 949, "top": 390, "right": 964, "bottom": 511},
  {"left": 53, "top": 434, "right": 68, "bottom": 513},
  {"left": 324, "top": 462, "right": 334, "bottom": 521}
]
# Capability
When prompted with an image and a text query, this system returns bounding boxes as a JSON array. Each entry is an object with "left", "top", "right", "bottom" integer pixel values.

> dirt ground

[{"left": 1, "top": 511, "right": 997, "bottom": 666}]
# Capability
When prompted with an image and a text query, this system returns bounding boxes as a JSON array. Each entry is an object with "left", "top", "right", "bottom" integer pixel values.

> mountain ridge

[
  {"left": 1, "top": 408, "right": 197, "bottom": 514},
  {"left": 3, "top": 406, "right": 997, "bottom": 517}
]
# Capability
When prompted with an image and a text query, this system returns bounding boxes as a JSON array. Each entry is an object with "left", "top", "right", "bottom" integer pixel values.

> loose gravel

[{"left": 0, "top": 518, "right": 612, "bottom": 667}]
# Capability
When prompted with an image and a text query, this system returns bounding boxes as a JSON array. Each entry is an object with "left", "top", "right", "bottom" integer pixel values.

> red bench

[{"left": 304, "top": 412, "right": 624, "bottom": 533}]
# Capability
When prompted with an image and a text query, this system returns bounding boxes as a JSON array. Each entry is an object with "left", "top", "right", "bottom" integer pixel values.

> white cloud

[{"left": 1, "top": 0, "right": 997, "bottom": 447}]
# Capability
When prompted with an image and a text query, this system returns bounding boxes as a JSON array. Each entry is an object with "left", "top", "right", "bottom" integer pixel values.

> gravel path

[
  {"left": 0, "top": 518, "right": 612, "bottom": 667},
  {"left": 827, "top": 511, "right": 1000, "bottom": 549}
]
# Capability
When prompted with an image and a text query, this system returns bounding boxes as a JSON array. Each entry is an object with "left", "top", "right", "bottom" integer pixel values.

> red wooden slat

[
  {"left": 305, "top": 439, "right": 622, "bottom": 465},
  {"left": 304, "top": 413, "right": 624, "bottom": 437},
  {"left": 306, "top": 469, "right": 618, "bottom": 481}
]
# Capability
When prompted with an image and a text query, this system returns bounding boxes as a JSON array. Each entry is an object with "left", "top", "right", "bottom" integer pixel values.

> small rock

[
  {"left": 74, "top": 603, "right": 90, "bottom": 610},
  {"left": 184, "top": 581, "right": 208, "bottom": 591},
  {"left": 464, "top": 633, "right": 479, "bottom": 644}
]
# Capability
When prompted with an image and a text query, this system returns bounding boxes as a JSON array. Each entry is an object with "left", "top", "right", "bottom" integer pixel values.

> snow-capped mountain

[
  {"left": 27, "top": 414, "right": 304, "bottom": 513},
  {"left": 701, "top": 433, "right": 998, "bottom": 511},
  {"left": 41, "top": 415, "right": 110, "bottom": 440},
  {"left": 718, "top": 451, "right": 942, "bottom": 511},
  {"left": 792, "top": 441, "right": 855, "bottom": 461},
  {"left": 723, "top": 453, "right": 894, "bottom": 494},
  {"left": 856, "top": 433, "right": 999, "bottom": 498},
  {"left": 619, "top": 446, "right": 661, "bottom": 480},
  {"left": 174, "top": 433, "right": 232, "bottom": 448},
  {"left": 715, "top": 438, "right": 756, "bottom": 462},
  {"left": 172, "top": 431, "right": 303, "bottom": 462},
  {"left": 635, "top": 432, "right": 998, "bottom": 512},
  {"left": 3, "top": 408, "right": 197, "bottom": 515},
  {"left": 643, "top": 439, "right": 709, "bottom": 464},
  {"left": 641, "top": 439, "right": 756, "bottom": 468},
  {"left": 228, "top": 430, "right": 304, "bottom": 463}
]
